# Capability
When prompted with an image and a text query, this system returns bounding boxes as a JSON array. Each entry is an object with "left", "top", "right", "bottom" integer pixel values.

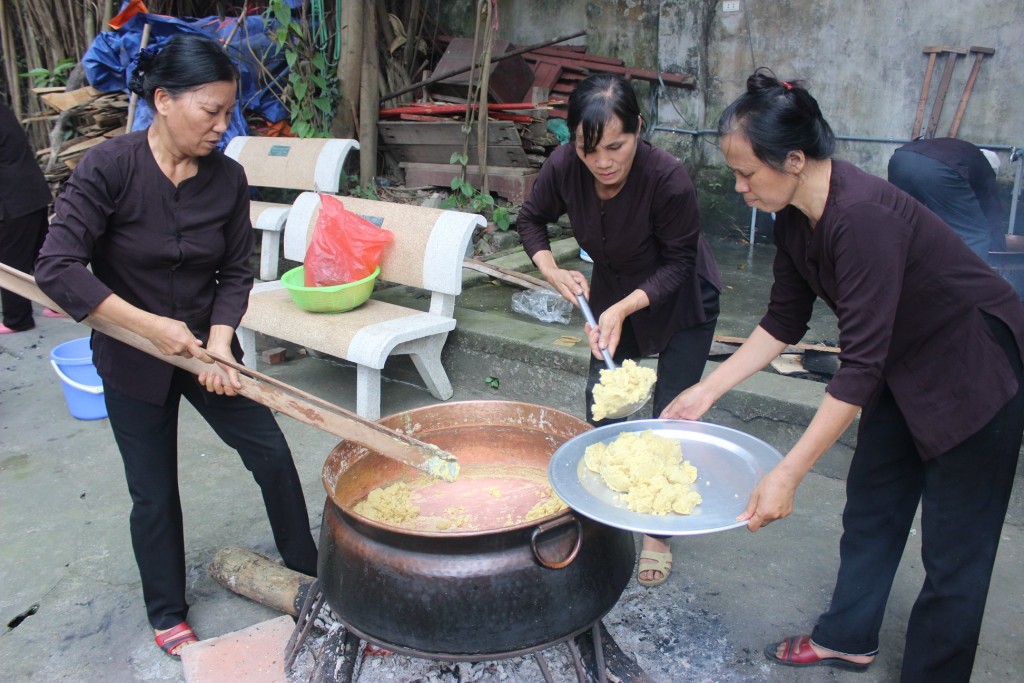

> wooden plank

[
  {"left": 378, "top": 120, "right": 523, "bottom": 146},
  {"left": 528, "top": 46, "right": 625, "bottom": 66},
  {"left": 531, "top": 61, "right": 563, "bottom": 92},
  {"left": 57, "top": 136, "right": 106, "bottom": 159},
  {"left": 389, "top": 143, "right": 531, "bottom": 167},
  {"left": 39, "top": 86, "right": 107, "bottom": 112},
  {"left": 522, "top": 54, "right": 695, "bottom": 87},
  {"left": 714, "top": 334, "right": 840, "bottom": 354},
  {"left": 462, "top": 259, "right": 554, "bottom": 291},
  {"left": 401, "top": 161, "right": 539, "bottom": 202}
]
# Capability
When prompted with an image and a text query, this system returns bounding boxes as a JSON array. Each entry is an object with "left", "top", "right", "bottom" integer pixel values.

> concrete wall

[{"left": 445, "top": 0, "right": 1023, "bottom": 226}]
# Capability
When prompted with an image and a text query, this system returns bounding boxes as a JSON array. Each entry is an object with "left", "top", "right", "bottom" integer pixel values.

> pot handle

[{"left": 530, "top": 516, "right": 582, "bottom": 569}]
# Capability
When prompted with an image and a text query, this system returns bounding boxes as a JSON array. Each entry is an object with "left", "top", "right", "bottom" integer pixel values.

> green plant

[
  {"left": 484, "top": 375, "right": 500, "bottom": 389},
  {"left": 266, "top": 0, "right": 337, "bottom": 138},
  {"left": 442, "top": 152, "right": 512, "bottom": 230},
  {"left": 21, "top": 58, "right": 76, "bottom": 88},
  {"left": 344, "top": 174, "right": 379, "bottom": 200}
]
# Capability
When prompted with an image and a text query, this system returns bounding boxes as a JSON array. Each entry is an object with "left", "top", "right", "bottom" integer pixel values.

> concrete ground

[{"left": 1, "top": 235, "right": 1021, "bottom": 683}]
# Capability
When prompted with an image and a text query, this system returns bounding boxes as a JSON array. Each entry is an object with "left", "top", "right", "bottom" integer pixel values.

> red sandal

[
  {"left": 764, "top": 634, "right": 872, "bottom": 672},
  {"left": 154, "top": 621, "right": 199, "bottom": 659}
]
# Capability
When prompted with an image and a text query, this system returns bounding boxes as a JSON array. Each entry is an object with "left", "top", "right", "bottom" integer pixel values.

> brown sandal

[{"left": 637, "top": 549, "right": 672, "bottom": 587}]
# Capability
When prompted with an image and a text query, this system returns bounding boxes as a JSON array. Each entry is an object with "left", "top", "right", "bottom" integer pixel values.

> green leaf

[
  {"left": 494, "top": 207, "right": 511, "bottom": 231},
  {"left": 484, "top": 376, "right": 500, "bottom": 389},
  {"left": 285, "top": 50, "right": 298, "bottom": 68},
  {"left": 274, "top": 3, "right": 291, "bottom": 25},
  {"left": 311, "top": 74, "right": 328, "bottom": 90},
  {"left": 311, "top": 53, "right": 326, "bottom": 71},
  {"left": 293, "top": 80, "right": 308, "bottom": 100},
  {"left": 22, "top": 68, "right": 50, "bottom": 78},
  {"left": 449, "top": 177, "right": 462, "bottom": 191},
  {"left": 312, "top": 96, "right": 332, "bottom": 114}
]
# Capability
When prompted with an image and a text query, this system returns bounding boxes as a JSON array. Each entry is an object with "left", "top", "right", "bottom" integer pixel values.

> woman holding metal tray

[{"left": 662, "top": 69, "right": 1024, "bottom": 681}]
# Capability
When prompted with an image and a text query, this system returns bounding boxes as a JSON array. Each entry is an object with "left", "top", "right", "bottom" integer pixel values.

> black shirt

[
  {"left": 517, "top": 141, "right": 721, "bottom": 356},
  {"left": 35, "top": 131, "right": 254, "bottom": 404}
]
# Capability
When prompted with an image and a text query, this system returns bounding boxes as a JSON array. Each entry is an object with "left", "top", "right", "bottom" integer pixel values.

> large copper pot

[{"left": 319, "top": 400, "right": 636, "bottom": 657}]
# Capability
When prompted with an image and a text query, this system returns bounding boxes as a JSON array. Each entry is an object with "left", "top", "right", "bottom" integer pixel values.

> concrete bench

[
  {"left": 238, "top": 192, "right": 485, "bottom": 420},
  {"left": 224, "top": 136, "right": 360, "bottom": 280}
]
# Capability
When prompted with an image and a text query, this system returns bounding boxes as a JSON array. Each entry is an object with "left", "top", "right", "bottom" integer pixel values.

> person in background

[
  {"left": 888, "top": 136, "right": 1005, "bottom": 261},
  {"left": 517, "top": 73, "right": 722, "bottom": 588},
  {"left": 0, "top": 102, "right": 60, "bottom": 332},
  {"left": 662, "top": 69, "right": 1024, "bottom": 681},
  {"left": 35, "top": 35, "right": 317, "bottom": 659}
]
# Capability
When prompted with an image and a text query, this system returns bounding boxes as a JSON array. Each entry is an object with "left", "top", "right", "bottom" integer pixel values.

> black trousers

[
  {"left": 811, "top": 315, "right": 1023, "bottom": 682},
  {"left": 585, "top": 278, "right": 719, "bottom": 426},
  {"left": 105, "top": 368, "right": 318, "bottom": 629},
  {"left": 0, "top": 207, "right": 48, "bottom": 330}
]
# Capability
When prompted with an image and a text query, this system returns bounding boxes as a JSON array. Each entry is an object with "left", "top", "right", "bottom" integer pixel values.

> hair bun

[{"left": 127, "top": 47, "right": 158, "bottom": 97}]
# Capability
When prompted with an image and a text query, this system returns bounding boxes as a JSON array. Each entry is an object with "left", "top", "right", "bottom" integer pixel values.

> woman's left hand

[
  {"left": 197, "top": 326, "right": 242, "bottom": 396},
  {"left": 737, "top": 465, "right": 800, "bottom": 531},
  {"left": 589, "top": 305, "right": 627, "bottom": 360}
]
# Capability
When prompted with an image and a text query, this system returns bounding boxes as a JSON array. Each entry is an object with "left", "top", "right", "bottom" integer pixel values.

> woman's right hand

[
  {"left": 546, "top": 266, "right": 589, "bottom": 305},
  {"left": 532, "top": 249, "right": 588, "bottom": 304},
  {"left": 143, "top": 315, "right": 208, "bottom": 360},
  {"left": 659, "top": 382, "right": 715, "bottom": 420}
]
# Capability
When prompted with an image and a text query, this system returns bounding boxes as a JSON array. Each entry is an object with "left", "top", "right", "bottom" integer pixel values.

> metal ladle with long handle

[{"left": 575, "top": 293, "right": 653, "bottom": 419}]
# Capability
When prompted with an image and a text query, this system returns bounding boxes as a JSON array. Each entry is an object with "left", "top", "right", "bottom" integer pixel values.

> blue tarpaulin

[{"left": 83, "top": 7, "right": 293, "bottom": 147}]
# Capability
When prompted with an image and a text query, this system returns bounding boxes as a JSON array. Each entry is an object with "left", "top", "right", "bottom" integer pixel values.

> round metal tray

[{"left": 548, "top": 419, "right": 783, "bottom": 535}]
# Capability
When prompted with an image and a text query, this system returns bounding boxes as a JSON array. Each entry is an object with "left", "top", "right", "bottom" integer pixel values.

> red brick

[{"left": 181, "top": 615, "right": 294, "bottom": 683}]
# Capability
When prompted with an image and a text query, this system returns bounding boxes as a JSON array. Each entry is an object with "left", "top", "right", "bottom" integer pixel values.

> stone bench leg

[
  {"left": 405, "top": 336, "right": 454, "bottom": 401},
  {"left": 356, "top": 365, "right": 382, "bottom": 421},
  {"left": 239, "top": 327, "right": 258, "bottom": 369},
  {"left": 260, "top": 230, "right": 282, "bottom": 281}
]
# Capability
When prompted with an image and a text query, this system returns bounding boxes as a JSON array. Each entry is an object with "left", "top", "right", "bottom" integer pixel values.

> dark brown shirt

[
  {"left": 35, "top": 131, "right": 254, "bottom": 405},
  {"left": 0, "top": 103, "right": 52, "bottom": 221},
  {"left": 517, "top": 141, "right": 721, "bottom": 356},
  {"left": 762, "top": 159, "right": 1024, "bottom": 459}
]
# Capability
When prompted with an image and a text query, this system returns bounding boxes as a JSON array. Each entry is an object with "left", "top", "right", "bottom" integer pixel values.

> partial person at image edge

[
  {"left": 888, "top": 136, "right": 1005, "bottom": 261},
  {"left": 0, "top": 102, "right": 55, "bottom": 333}
]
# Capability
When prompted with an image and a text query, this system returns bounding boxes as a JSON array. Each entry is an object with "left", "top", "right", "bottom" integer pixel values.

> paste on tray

[
  {"left": 353, "top": 481, "right": 420, "bottom": 524},
  {"left": 584, "top": 430, "right": 702, "bottom": 515},
  {"left": 591, "top": 359, "right": 657, "bottom": 421}
]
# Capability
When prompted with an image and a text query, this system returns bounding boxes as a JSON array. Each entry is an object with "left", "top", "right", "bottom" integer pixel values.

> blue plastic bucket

[{"left": 50, "top": 337, "right": 106, "bottom": 420}]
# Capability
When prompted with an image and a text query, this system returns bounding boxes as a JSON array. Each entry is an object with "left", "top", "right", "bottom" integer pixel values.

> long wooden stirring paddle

[{"left": 0, "top": 263, "right": 459, "bottom": 481}]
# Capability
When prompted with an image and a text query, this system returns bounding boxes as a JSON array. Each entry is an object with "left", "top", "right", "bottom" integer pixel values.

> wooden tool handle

[{"left": 0, "top": 263, "right": 459, "bottom": 480}]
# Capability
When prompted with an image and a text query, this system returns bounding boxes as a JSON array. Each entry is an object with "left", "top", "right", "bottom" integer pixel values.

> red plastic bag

[{"left": 303, "top": 194, "right": 394, "bottom": 287}]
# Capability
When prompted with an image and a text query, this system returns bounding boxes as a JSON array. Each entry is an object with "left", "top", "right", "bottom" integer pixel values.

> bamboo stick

[
  {"left": 358, "top": 6, "right": 379, "bottom": 188},
  {"left": 124, "top": 22, "right": 152, "bottom": 134},
  {"left": 330, "top": 0, "right": 362, "bottom": 139},
  {"left": 0, "top": 1, "right": 22, "bottom": 117}
]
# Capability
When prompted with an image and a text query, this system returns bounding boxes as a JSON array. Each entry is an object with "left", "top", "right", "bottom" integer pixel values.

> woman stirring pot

[
  {"left": 518, "top": 74, "right": 722, "bottom": 587},
  {"left": 36, "top": 35, "right": 318, "bottom": 658},
  {"left": 663, "top": 69, "right": 1024, "bottom": 680}
]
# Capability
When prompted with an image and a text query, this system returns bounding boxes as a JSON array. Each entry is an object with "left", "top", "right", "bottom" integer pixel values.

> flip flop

[
  {"left": 42, "top": 309, "right": 68, "bottom": 319},
  {"left": 637, "top": 549, "right": 672, "bottom": 587},
  {"left": 764, "top": 634, "right": 872, "bottom": 672},
  {"left": 154, "top": 621, "right": 199, "bottom": 659}
]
